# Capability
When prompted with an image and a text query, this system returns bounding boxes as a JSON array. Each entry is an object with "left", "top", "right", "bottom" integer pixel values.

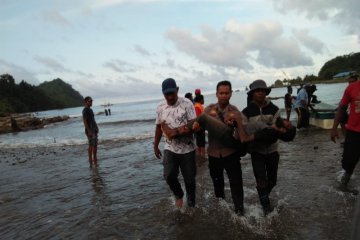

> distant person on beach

[
  {"left": 194, "top": 94, "right": 206, "bottom": 159},
  {"left": 297, "top": 83, "right": 304, "bottom": 94},
  {"left": 184, "top": 92, "right": 194, "bottom": 103},
  {"left": 242, "top": 79, "right": 283, "bottom": 215},
  {"left": 108, "top": 108, "right": 111, "bottom": 115},
  {"left": 294, "top": 84, "right": 310, "bottom": 129},
  {"left": 331, "top": 73, "right": 360, "bottom": 185},
  {"left": 82, "top": 96, "right": 99, "bottom": 167},
  {"left": 195, "top": 88, "right": 201, "bottom": 98},
  {"left": 284, "top": 86, "right": 295, "bottom": 121},
  {"left": 153, "top": 78, "right": 197, "bottom": 208}
]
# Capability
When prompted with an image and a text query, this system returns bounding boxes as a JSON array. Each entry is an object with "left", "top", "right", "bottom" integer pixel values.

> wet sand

[{"left": 0, "top": 128, "right": 359, "bottom": 239}]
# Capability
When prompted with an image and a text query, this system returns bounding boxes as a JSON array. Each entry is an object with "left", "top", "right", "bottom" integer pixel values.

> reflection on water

[{"left": 91, "top": 166, "right": 104, "bottom": 194}]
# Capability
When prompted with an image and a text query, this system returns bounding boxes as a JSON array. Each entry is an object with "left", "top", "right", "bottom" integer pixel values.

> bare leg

[
  {"left": 93, "top": 147, "right": 98, "bottom": 166},
  {"left": 88, "top": 146, "right": 93, "bottom": 166}
]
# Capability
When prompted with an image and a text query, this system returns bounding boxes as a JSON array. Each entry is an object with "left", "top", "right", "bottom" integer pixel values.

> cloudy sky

[{"left": 1, "top": 0, "right": 359, "bottom": 103}]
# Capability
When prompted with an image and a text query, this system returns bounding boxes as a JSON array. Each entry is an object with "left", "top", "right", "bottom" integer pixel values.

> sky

[{"left": 1, "top": 0, "right": 359, "bottom": 104}]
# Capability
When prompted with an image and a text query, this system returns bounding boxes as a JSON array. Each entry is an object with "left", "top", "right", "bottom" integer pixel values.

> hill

[
  {"left": 38, "top": 78, "right": 84, "bottom": 108},
  {"left": 0, "top": 74, "right": 83, "bottom": 116},
  {"left": 318, "top": 52, "right": 360, "bottom": 80}
]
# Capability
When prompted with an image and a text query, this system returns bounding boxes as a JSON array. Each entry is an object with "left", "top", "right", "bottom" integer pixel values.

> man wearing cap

[
  {"left": 82, "top": 96, "right": 99, "bottom": 167},
  {"left": 331, "top": 73, "right": 360, "bottom": 185},
  {"left": 162, "top": 81, "right": 246, "bottom": 214},
  {"left": 153, "top": 78, "right": 197, "bottom": 208},
  {"left": 241, "top": 79, "right": 282, "bottom": 215}
]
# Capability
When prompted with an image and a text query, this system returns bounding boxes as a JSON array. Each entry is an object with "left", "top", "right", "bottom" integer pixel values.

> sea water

[
  {"left": 0, "top": 82, "right": 347, "bottom": 148},
  {"left": 0, "top": 82, "right": 357, "bottom": 240}
]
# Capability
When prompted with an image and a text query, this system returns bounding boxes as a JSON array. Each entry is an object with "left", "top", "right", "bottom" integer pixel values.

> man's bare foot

[
  {"left": 161, "top": 122, "right": 177, "bottom": 140},
  {"left": 175, "top": 198, "right": 183, "bottom": 208}
]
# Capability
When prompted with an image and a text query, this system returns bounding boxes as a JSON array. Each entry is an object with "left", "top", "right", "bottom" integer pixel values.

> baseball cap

[{"left": 162, "top": 78, "right": 177, "bottom": 94}]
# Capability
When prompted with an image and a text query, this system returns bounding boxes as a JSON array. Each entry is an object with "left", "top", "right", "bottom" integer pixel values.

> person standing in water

[
  {"left": 331, "top": 73, "right": 360, "bottom": 185},
  {"left": 284, "top": 86, "right": 295, "bottom": 121},
  {"left": 242, "top": 79, "right": 282, "bottom": 215},
  {"left": 153, "top": 78, "right": 197, "bottom": 208},
  {"left": 82, "top": 96, "right": 99, "bottom": 167}
]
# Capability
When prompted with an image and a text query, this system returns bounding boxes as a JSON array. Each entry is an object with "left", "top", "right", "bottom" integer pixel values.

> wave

[
  {"left": 0, "top": 133, "right": 153, "bottom": 149},
  {"left": 98, "top": 118, "right": 155, "bottom": 126}
]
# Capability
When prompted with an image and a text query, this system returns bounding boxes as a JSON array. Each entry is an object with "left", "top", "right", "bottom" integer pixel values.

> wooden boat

[{"left": 309, "top": 102, "right": 337, "bottom": 129}]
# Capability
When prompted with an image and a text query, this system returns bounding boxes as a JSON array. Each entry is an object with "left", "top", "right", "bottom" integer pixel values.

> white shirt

[{"left": 155, "top": 97, "right": 196, "bottom": 154}]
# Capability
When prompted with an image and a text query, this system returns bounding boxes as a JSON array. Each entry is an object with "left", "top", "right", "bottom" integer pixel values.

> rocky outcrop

[{"left": 0, "top": 114, "right": 70, "bottom": 134}]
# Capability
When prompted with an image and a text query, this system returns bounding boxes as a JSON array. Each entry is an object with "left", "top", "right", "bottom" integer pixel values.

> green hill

[
  {"left": 318, "top": 52, "right": 360, "bottom": 80},
  {"left": 0, "top": 74, "right": 83, "bottom": 116},
  {"left": 38, "top": 78, "right": 84, "bottom": 108}
]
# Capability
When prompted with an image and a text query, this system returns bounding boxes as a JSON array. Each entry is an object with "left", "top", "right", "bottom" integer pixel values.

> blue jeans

[{"left": 163, "top": 150, "right": 196, "bottom": 206}]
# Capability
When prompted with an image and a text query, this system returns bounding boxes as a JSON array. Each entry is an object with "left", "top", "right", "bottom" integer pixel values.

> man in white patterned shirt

[{"left": 153, "top": 78, "right": 197, "bottom": 208}]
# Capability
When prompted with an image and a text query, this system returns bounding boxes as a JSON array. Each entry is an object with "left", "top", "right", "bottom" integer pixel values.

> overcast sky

[{"left": 1, "top": 0, "right": 359, "bottom": 103}]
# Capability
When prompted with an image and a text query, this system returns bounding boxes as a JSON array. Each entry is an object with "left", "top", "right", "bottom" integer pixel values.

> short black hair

[
  {"left": 184, "top": 92, "right": 193, "bottom": 98},
  {"left": 84, "top": 96, "right": 92, "bottom": 102},
  {"left": 216, "top": 80, "right": 232, "bottom": 91},
  {"left": 194, "top": 94, "right": 204, "bottom": 103}
]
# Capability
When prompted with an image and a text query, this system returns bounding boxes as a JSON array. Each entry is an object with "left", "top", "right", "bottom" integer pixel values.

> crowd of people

[{"left": 81, "top": 73, "right": 360, "bottom": 219}]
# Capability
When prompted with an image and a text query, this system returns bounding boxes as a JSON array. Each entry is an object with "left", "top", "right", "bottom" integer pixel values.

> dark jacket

[{"left": 242, "top": 100, "right": 280, "bottom": 154}]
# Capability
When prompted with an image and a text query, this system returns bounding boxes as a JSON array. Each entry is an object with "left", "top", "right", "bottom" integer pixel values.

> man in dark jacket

[{"left": 242, "top": 79, "right": 282, "bottom": 215}]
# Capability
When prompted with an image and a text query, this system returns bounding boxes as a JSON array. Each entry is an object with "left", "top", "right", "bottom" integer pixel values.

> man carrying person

[
  {"left": 153, "top": 78, "right": 197, "bottom": 208},
  {"left": 241, "top": 79, "right": 283, "bottom": 215},
  {"left": 82, "top": 96, "right": 99, "bottom": 167},
  {"left": 331, "top": 73, "right": 360, "bottom": 185}
]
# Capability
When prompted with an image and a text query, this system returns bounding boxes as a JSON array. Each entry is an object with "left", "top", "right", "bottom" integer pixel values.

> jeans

[
  {"left": 163, "top": 150, "right": 196, "bottom": 206},
  {"left": 208, "top": 152, "right": 244, "bottom": 211}
]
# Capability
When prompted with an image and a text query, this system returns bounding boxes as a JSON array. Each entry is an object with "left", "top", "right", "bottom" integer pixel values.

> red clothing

[
  {"left": 340, "top": 81, "right": 360, "bottom": 132},
  {"left": 194, "top": 102, "right": 204, "bottom": 116}
]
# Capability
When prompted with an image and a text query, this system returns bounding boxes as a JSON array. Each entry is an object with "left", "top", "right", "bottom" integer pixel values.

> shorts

[{"left": 86, "top": 133, "right": 98, "bottom": 147}]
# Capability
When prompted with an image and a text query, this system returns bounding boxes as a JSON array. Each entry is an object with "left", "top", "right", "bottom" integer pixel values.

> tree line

[
  {"left": 0, "top": 74, "right": 84, "bottom": 116},
  {"left": 272, "top": 52, "right": 360, "bottom": 87}
]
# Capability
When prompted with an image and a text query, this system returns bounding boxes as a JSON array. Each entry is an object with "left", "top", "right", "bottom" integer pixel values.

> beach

[{"left": 1, "top": 126, "right": 359, "bottom": 240}]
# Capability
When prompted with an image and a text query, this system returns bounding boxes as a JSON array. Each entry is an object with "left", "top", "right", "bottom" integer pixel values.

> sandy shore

[{"left": 0, "top": 128, "right": 359, "bottom": 239}]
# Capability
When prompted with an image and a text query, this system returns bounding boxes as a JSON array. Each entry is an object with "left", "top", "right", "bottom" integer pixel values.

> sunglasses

[{"left": 87, "top": 100, "right": 93, "bottom": 102}]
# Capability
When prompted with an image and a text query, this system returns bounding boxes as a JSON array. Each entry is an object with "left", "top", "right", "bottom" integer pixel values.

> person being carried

[
  {"left": 82, "top": 96, "right": 99, "bottom": 167},
  {"left": 153, "top": 78, "right": 197, "bottom": 208}
]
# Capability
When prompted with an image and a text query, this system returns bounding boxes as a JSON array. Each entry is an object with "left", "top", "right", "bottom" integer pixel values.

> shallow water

[{"left": 0, "top": 127, "right": 358, "bottom": 239}]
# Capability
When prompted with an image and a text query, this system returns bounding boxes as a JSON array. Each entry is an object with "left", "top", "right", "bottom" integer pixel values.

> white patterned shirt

[{"left": 155, "top": 97, "right": 196, "bottom": 154}]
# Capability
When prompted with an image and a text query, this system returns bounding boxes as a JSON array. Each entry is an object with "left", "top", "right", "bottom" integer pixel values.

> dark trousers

[
  {"left": 295, "top": 107, "right": 309, "bottom": 128},
  {"left": 342, "top": 130, "right": 360, "bottom": 175},
  {"left": 163, "top": 150, "right": 196, "bottom": 206},
  {"left": 208, "top": 152, "right": 244, "bottom": 211},
  {"left": 251, "top": 151, "right": 279, "bottom": 198}
]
